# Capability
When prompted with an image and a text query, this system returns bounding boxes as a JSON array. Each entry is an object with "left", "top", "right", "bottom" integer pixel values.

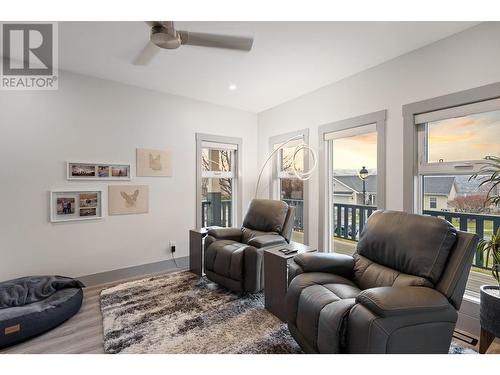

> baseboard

[{"left": 77, "top": 256, "right": 189, "bottom": 287}]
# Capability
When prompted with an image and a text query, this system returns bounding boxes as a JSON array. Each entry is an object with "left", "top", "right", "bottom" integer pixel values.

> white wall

[
  {"left": 0, "top": 71, "right": 258, "bottom": 280},
  {"left": 257, "top": 22, "right": 500, "bottom": 250}
]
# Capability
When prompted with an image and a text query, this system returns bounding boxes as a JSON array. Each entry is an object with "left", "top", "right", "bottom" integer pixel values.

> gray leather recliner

[
  {"left": 286, "top": 210, "right": 479, "bottom": 354},
  {"left": 204, "top": 199, "right": 295, "bottom": 293}
]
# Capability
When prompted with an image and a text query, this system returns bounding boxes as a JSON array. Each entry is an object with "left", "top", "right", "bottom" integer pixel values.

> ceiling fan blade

[
  {"left": 132, "top": 42, "right": 160, "bottom": 65},
  {"left": 179, "top": 31, "right": 253, "bottom": 51}
]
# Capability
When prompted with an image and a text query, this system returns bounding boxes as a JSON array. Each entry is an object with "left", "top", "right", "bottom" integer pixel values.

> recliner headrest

[
  {"left": 356, "top": 210, "right": 457, "bottom": 285},
  {"left": 242, "top": 199, "right": 289, "bottom": 234}
]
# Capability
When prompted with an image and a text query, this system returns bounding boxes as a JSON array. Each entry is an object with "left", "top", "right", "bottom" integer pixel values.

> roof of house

[
  {"left": 454, "top": 175, "right": 492, "bottom": 195},
  {"left": 423, "top": 176, "right": 455, "bottom": 195},
  {"left": 334, "top": 175, "right": 377, "bottom": 193},
  {"left": 333, "top": 174, "right": 457, "bottom": 196}
]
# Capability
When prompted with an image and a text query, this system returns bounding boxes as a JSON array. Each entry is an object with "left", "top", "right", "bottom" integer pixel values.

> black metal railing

[
  {"left": 282, "top": 198, "right": 304, "bottom": 232},
  {"left": 201, "top": 200, "right": 232, "bottom": 227},
  {"left": 424, "top": 210, "right": 500, "bottom": 269},
  {"left": 333, "top": 203, "right": 377, "bottom": 241}
]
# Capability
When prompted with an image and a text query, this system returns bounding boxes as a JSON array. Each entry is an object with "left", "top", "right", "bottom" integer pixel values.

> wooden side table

[
  {"left": 264, "top": 242, "right": 317, "bottom": 321},
  {"left": 189, "top": 228, "right": 208, "bottom": 276}
]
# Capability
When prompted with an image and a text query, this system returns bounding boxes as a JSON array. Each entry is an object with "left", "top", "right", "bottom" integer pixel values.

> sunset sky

[
  {"left": 332, "top": 131, "right": 377, "bottom": 172},
  {"left": 328, "top": 110, "right": 499, "bottom": 173},
  {"left": 427, "top": 110, "right": 500, "bottom": 162}
]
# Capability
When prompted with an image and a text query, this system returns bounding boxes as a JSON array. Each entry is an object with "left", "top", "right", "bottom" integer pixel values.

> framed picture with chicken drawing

[
  {"left": 108, "top": 185, "right": 149, "bottom": 215},
  {"left": 136, "top": 148, "right": 172, "bottom": 177}
]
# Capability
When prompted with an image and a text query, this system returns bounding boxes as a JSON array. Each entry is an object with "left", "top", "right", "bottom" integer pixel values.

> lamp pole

[{"left": 359, "top": 166, "right": 369, "bottom": 206}]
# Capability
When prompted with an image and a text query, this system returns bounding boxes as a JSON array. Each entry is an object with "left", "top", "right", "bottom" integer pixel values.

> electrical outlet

[{"left": 169, "top": 241, "right": 176, "bottom": 253}]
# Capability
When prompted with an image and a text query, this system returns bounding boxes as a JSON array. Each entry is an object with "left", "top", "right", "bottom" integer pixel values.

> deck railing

[
  {"left": 333, "top": 203, "right": 377, "bottom": 241},
  {"left": 332, "top": 203, "right": 499, "bottom": 269},
  {"left": 423, "top": 210, "right": 500, "bottom": 269},
  {"left": 201, "top": 200, "right": 232, "bottom": 227},
  {"left": 201, "top": 198, "right": 305, "bottom": 232},
  {"left": 202, "top": 199, "right": 498, "bottom": 269},
  {"left": 282, "top": 198, "right": 304, "bottom": 232}
]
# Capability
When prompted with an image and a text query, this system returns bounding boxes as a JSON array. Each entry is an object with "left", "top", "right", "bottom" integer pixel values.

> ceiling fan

[{"left": 133, "top": 21, "right": 254, "bottom": 65}]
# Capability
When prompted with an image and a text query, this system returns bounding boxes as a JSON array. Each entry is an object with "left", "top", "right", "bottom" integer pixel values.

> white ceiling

[{"left": 58, "top": 22, "right": 478, "bottom": 113}]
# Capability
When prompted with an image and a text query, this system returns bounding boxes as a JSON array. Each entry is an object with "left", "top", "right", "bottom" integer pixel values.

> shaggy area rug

[
  {"left": 100, "top": 271, "right": 476, "bottom": 354},
  {"left": 100, "top": 271, "right": 300, "bottom": 354}
]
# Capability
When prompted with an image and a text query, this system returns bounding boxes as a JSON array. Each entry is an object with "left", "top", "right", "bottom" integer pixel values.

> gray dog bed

[{"left": 0, "top": 276, "right": 84, "bottom": 349}]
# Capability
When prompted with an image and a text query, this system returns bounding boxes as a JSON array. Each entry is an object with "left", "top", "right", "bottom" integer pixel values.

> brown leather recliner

[
  {"left": 286, "top": 210, "right": 479, "bottom": 354},
  {"left": 204, "top": 199, "right": 295, "bottom": 293}
]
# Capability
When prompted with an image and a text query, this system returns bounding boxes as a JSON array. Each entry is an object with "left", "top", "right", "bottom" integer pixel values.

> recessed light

[{"left": 228, "top": 84, "right": 237, "bottom": 91}]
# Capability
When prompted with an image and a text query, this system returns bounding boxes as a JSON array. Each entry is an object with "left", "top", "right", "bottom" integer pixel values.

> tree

[
  {"left": 447, "top": 194, "right": 494, "bottom": 214},
  {"left": 201, "top": 149, "right": 232, "bottom": 199}
]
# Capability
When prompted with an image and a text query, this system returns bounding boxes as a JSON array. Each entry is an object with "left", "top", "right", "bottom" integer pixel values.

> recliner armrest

[
  {"left": 356, "top": 286, "right": 451, "bottom": 318},
  {"left": 293, "top": 253, "right": 354, "bottom": 278},
  {"left": 207, "top": 227, "right": 242, "bottom": 241},
  {"left": 247, "top": 234, "right": 286, "bottom": 248}
]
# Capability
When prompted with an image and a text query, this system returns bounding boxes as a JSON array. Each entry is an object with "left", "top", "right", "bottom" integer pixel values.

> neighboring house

[
  {"left": 454, "top": 175, "right": 497, "bottom": 197},
  {"left": 423, "top": 176, "right": 457, "bottom": 211},
  {"left": 332, "top": 175, "right": 458, "bottom": 210},
  {"left": 333, "top": 175, "right": 377, "bottom": 206}
]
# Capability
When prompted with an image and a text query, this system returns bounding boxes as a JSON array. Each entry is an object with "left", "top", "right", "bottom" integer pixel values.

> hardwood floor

[
  {"left": 1, "top": 268, "right": 186, "bottom": 354},
  {"left": 1, "top": 266, "right": 499, "bottom": 354}
]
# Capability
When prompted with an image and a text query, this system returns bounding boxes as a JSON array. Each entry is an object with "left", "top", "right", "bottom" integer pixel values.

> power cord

[{"left": 171, "top": 245, "right": 179, "bottom": 268}]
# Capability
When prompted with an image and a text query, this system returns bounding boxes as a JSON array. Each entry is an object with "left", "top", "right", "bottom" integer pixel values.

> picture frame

[
  {"left": 67, "top": 161, "right": 131, "bottom": 181},
  {"left": 50, "top": 189, "right": 104, "bottom": 222},
  {"left": 136, "top": 148, "right": 172, "bottom": 177},
  {"left": 108, "top": 185, "right": 149, "bottom": 215}
]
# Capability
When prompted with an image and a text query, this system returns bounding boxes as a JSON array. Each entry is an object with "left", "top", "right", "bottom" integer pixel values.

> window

[
  {"left": 196, "top": 134, "right": 242, "bottom": 229},
  {"left": 410, "top": 97, "right": 500, "bottom": 300},
  {"left": 269, "top": 130, "right": 309, "bottom": 244},
  {"left": 318, "top": 111, "right": 386, "bottom": 252},
  {"left": 429, "top": 196, "right": 437, "bottom": 209}
]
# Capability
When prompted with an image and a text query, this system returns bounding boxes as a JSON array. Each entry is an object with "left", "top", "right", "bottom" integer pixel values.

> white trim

[
  {"left": 195, "top": 133, "right": 242, "bottom": 229},
  {"left": 323, "top": 123, "right": 376, "bottom": 141},
  {"left": 402, "top": 82, "right": 500, "bottom": 213},
  {"left": 49, "top": 188, "right": 104, "bottom": 222},
  {"left": 269, "top": 129, "right": 310, "bottom": 245},
  {"left": 201, "top": 141, "right": 238, "bottom": 151},
  {"left": 403, "top": 83, "right": 500, "bottom": 315},
  {"left": 414, "top": 97, "right": 500, "bottom": 124},
  {"left": 318, "top": 110, "right": 386, "bottom": 252},
  {"left": 201, "top": 171, "right": 234, "bottom": 179},
  {"left": 277, "top": 170, "right": 301, "bottom": 179},
  {"left": 274, "top": 139, "right": 303, "bottom": 149}
]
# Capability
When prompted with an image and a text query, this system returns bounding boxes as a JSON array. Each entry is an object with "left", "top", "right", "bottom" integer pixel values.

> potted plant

[{"left": 471, "top": 155, "right": 500, "bottom": 351}]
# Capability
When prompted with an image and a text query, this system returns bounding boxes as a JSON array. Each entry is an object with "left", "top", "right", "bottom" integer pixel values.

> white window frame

[
  {"left": 269, "top": 129, "right": 310, "bottom": 244},
  {"left": 402, "top": 83, "right": 500, "bottom": 330},
  {"left": 403, "top": 82, "right": 500, "bottom": 213},
  {"left": 196, "top": 133, "right": 242, "bottom": 229},
  {"left": 318, "top": 110, "right": 387, "bottom": 252}
]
